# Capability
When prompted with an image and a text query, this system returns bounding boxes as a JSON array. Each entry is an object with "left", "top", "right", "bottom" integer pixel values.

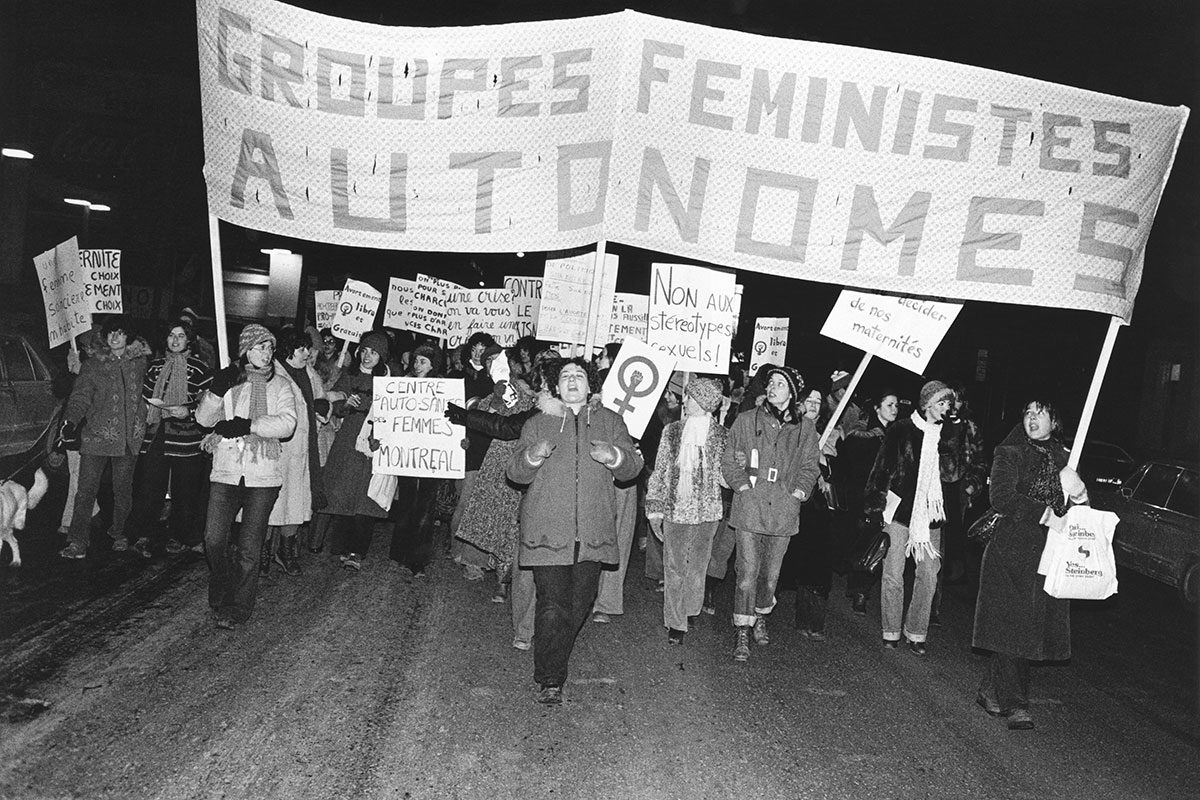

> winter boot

[
  {"left": 752, "top": 614, "right": 770, "bottom": 645},
  {"left": 275, "top": 535, "right": 302, "bottom": 577},
  {"left": 259, "top": 532, "right": 274, "bottom": 578},
  {"left": 701, "top": 576, "right": 718, "bottom": 615},
  {"left": 733, "top": 627, "right": 751, "bottom": 662}
]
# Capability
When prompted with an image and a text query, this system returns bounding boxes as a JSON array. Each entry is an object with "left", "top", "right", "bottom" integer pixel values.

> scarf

[
  {"left": 675, "top": 414, "right": 711, "bottom": 506},
  {"left": 243, "top": 364, "right": 282, "bottom": 462},
  {"left": 907, "top": 410, "right": 945, "bottom": 563},
  {"left": 280, "top": 358, "right": 323, "bottom": 501},
  {"left": 147, "top": 351, "right": 189, "bottom": 427}
]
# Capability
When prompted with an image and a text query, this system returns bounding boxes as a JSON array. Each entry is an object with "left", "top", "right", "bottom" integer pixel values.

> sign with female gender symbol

[{"left": 600, "top": 337, "right": 677, "bottom": 439}]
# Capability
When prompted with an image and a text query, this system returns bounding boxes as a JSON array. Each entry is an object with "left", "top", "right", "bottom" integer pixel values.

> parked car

[
  {"left": 0, "top": 329, "right": 64, "bottom": 476},
  {"left": 1090, "top": 459, "right": 1200, "bottom": 605},
  {"left": 1072, "top": 439, "right": 1139, "bottom": 489}
]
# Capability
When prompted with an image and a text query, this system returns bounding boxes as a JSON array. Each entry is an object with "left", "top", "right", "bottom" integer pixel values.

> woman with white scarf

[
  {"left": 645, "top": 377, "right": 728, "bottom": 645},
  {"left": 863, "top": 380, "right": 957, "bottom": 655}
]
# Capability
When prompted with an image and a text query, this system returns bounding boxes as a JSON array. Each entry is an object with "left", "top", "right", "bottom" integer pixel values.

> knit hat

[
  {"left": 410, "top": 343, "right": 443, "bottom": 376},
  {"left": 919, "top": 380, "right": 954, "bottom": 411},
  {"left": 238, "top": 323, "right": 275, "bottom": 358},
  {"left": 830, "top": 369, "right": 851, "bottom": 394},
  {"left": 359, "top": 330, "right": 390, "bottom": 363},
  {"left": 685, "top": 376, "right": 724, "bottom": 413},
  {"left": 764, "top": 366, "right": 802, "bottom": 401}
]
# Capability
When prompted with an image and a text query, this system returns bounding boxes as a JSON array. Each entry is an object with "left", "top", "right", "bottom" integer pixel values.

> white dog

[{"left": 0, "top": 468, "right": 49, "bottom": 567}]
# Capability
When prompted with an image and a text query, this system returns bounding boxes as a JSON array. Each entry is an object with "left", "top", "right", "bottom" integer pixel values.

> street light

[
  {"left": 64, "top": 198, "right": 90, "bottom": 206},
  {"left": 2, "top": 148, "right": 34, "bottom": 159},
  {"left": 88, "top": 203, "right": 110, "bottom": 212}
]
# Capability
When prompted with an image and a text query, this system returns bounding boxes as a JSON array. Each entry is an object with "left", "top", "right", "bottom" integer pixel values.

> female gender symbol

[{"left": 613, "top": 355, "right": 659, "bottom": 414}]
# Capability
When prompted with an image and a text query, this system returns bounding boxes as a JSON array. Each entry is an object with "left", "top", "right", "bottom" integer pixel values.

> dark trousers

[
  {"left": 389, "top": 477, "right": 441, "bottom": 572},
  {"left": 67, "top": 453, "right": 137, "bottom": 548},
  {"left": 981, "top": 651, "right": 1030, "bottom": 713},
  {"left": 131, "top": 429, "right": 205, "bottom": 545},
  {"left": 337, "top": 513, "right": 377, "bottom": 556},
  {"left": 787, "top": 507, "right": 837, "bottom": 594},
  {"left": 531, "top": 557, "right": 602, "bottom": 688},
  {"left": 204, "top": 480, "right": 280, "bottom": 622}
]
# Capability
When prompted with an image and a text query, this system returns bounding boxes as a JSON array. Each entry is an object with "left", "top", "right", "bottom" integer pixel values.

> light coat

[
  {"left": 269, "top": 364, "right": 326, "bottom": 526},
  {"left": 196, "top": 371, "right": 297, "bottom": 487}
]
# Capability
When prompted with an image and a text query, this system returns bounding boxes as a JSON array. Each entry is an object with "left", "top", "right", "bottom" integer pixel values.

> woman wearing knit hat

[
  {"left": 196, "top": 323, "right": 297, "bottom": 628},
  {"left": 645, "top": 376, "right": 728, "bottom": 644},
  {"left": 721, "top": 366, "right": 821, "bottom": 662},
  {"left": 321, "top": 331, "right": 392, "bottom": 571}
]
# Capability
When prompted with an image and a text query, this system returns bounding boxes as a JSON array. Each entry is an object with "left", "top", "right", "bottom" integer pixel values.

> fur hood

[
  {"left": 91, "top": 337, "right": 151, "bottom": 363},
  {"left": 536, "top": 393, "right": 602, "bottom": 418}
]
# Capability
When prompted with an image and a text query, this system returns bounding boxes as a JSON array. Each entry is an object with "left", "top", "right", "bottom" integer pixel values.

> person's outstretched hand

[
  {"left": 528, "top": 439, "right": 556, "bottom": 462},
  {"left": 444, "top": 402, "right": 467, "bottom": 426},
  {"left": 590, "top": 440, "right": 619, "bottom": 467}
]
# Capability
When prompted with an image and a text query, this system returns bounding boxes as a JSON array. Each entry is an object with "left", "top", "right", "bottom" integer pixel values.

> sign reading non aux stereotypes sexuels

[
  {"left": 600, "top": 337, "right": 677, "bottom": 439},
  {"left": 445, "top": 288, "right": 519, "bottom": 347},
  {"left": 329, "top": 278, "right": 381, "bottom": 342},
  {"left": 820, "top": 289, "right": 963, "bottom": 374},
  {"left": 749, "top": 317, "right": 789, "bottom": 375},
  {"left": 315, "top": 290, "right": 340, "bottom": 331},
  {"left": 408, "top": 274, "right": 461, "bottom": 339},
  {"left": 647, "top": 263, "right": 738, "bottom": 374},
  {"left": 34, "top": 237, "right": 92, "bottom": 349},
  {"left": 504, "top": 276, "right": 542, "bottom": 339},
  {"left": 78, "top": 249, "right": 123, "bottom": 313},
  {"left": 371, "top": 377, "right": 466, "bottom": 479},
  {"left": 537, "top": 252, "right": 618, "bottom": 344},
  {"left": 384, "top": 277, "right": 416, "bottom": 330},
  {"left": 197, "top": 1, "right": 1187, "bottom": 323}
]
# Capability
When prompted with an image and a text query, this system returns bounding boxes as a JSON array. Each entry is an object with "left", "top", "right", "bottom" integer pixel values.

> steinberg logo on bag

[{"left": 1064, "top": 561, "right": 1104, "bottom": 578}]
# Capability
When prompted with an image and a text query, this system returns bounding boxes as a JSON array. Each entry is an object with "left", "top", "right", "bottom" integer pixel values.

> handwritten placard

[
  {"left": 537, "top": 252, "right": 617, "bottom": 344},
  {"left": 315, "top": 290, "right": 340, "bottom": 331},
  {"left": 34, "top": 237, "right": 91, "bottom": 349},
  {"left": 79, "top": 249, "right": 123, "bottom": 313},
  {"left": 371, "top": 376, "right": 466, "bottom": 478},
  {"left": 605, "top": 292, "right": 649, "bottom": 344},
  {"left": 445, "top": 288, "right": 518, "bottom": 347},
  {"left": 820, "top": 290, "right": 963, "bottom": 374},
  {"left": 329, "top": 279, "right": 380, "bottom": 343},
  {"left": 749, "top": 317, "right": 789, "bottom": 375},
  {"left": 647, "top": 263, "right": 738, "bottom": 374},
  {"left": 600, "top": 337, "right": 677, "bottom": 439},
  {"left": 504, "top": 275, "right": 542, "bottom": 339},
  {"left": 384, "top": 277, "right": 416, "bottom": 331},
  {"left": 408, "top": 273, "right": 460, "bottom": 339}
]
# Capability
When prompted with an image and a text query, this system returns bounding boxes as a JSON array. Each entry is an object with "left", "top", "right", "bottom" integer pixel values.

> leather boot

[
  {"left": 275, "top": 535, "right": 302, "bottom": 577},
  {"left": 259, "top": 532, "right": 273, "bottom": 578}
]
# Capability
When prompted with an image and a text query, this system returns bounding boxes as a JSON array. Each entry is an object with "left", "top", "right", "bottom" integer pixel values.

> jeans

[
  {"left": 705, "top": 494, "right": 736, "bottom": 580},
  {"left": 732, "top": 529, "right": 791, "bottom": 627},
  {"left": 204, "top": 480, "right": 280, "bottom": 622},
  {"left": 594, "top": 482, "right": 637, "bottom": 615},
  {"left": 531, "top": 557, "right": 602, "bottom": 688},
  {"left": 511, "top": 557, "right": 537, "bottom": 645},
  {"left": 881, "top": 521, "right": 942, "bottom": 642},
  {"left": 389, "top": 477, "right": 440, "bottom": 572},
  {"left": 662, "top": 520, "right": 719, "bottom": 631},
  {"left": 132, "top": 429, "right": 205, "bottom": 545},
  {"left": 980, "top": 652, "right": 1030, "bottom": 713},
  {"left": 67, "top": 453, "right": 137, "bottom": 549}
]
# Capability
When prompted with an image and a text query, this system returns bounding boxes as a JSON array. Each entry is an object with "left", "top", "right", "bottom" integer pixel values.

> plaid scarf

[{"left": 243, "top": 364, "right": 282, "bottom": 462}]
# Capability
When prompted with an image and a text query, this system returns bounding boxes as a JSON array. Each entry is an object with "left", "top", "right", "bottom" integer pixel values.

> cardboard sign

[
  {"left": 315, "top": 290, "right": 340, "bottom": 331},
  {"left": 371, "top": 377, "right": 466, "bottom": 479},
  {"left": 820, "top": 290, "right": 963, "bottom": 374},
  {"left": 34, "top": 237, "right": 91, "bottom": 349},
  {"left": 79, "top": 249, "right": 123, "bottom": 313},
  {"left": 537, "top": 252, "right": 618, "bottom": 344},
  {"left": 600, "top": 337, "right": 677, "bottom": 439},
  {"left": 605, "top": 292, "right": 649, "bottom": 344},
  {"left": 445, "top": 288, "right": 518, "bottom": 347},
  {"left": 749, "top": 317, "right": 789, "bottom": 375},
  {"left": 647, "top": 263, "right": 737, "bottom": 374},
  {"left": 408, "top": 273, "right": 460, "bottom": 339},
  {"left": 504, "top": 275, "right": 542, "bottom": 339},
  {"left": 329, "top": 279, "right": 380, "bottom": 343},
  {"left": 384, "top": 277, "right": 416, "bottom": 331}
]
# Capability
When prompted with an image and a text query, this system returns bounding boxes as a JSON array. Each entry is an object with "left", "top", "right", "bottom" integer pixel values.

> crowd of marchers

[{"left": 36, "top": 309, "right": 1091, "bottom": 728}]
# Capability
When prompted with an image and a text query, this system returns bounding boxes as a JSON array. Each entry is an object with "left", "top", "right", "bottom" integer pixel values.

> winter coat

[
  {"left": 323, "top": 368, "right": 389, "bottom": 518},
  {"left": 196, "top": 370, "right": 298, "bottom": 487},
  {"left": 507, "top": 396, "right": 643, "bottom": 567},
  {"left": 721, "top": 407, "right": 821, "bottom": 537},
  {"left": 972, "top": 425, "right": 1073, "bottom": 661},
  {"left": 140, "top": 353, "right": 211, "bottom": 458},
  {"left": 268, "top": 362, "right": 327, "bottom": 526},
  {"left": 841, "top": 410, "right": 889, "bottom": 510},
  {"left": 646, "top": 417, "right": 728, "bottom": 525},
  {"left": 864, "top": 415, "right": 963, "bottom": 526},
  {"left": 65, "top": 339, "right": 150, "bottom": 457}
]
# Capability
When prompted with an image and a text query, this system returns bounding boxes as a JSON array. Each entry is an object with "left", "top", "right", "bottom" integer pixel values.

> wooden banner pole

[
  {"left": 1067, "top": 315, "right": 1123, "bottom": 472},
  {"left": 207, "top": 215, "right": 235, "bottom": 417},
  {"left": 583, "top": 240, "right": 608, "bottom": 358},
  {"left": 819, "top": 351, "right": 872, "bottom": 450}
]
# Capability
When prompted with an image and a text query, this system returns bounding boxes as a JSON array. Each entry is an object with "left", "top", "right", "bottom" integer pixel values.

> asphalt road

[{"left": 1, "top": 501, "right": 1198, "bottom": 799}]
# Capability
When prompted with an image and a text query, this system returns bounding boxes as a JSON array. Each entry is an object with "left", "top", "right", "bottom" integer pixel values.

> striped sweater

[{"left": 140, "top": 354, "right": 212, "bottom": 457}]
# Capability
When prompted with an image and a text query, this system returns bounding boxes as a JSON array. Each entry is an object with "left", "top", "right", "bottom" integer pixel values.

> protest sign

[
  {"left": 329, "top": 279, "right": 380, "bottom": 343},
  {"left": 197, "top": 1, "right": 1187, "bottom": 322},
  {"left": 384, "top": 278, "right": 416, "bottom": 331},
  {"left": 315, "top": 290, "right": 340, "bottom": 331},
  {"left": 445, "top": 288, "right": 518, "bottom": 347},
  {"left": 537, "top": 252, "right": 618, "bottom": 344},
  {"left": 371, "top": 377, "right": 466, "bottom": 479},
  {"left": 749, "top": 318, "right": 789, "bottom": 375},
  {"left": 605, "top": 292, "right": 649, "bottom": 344},
  {"left": 600, "top": 337, "right": 677, "bottom": 439},
  {"left": 820, "top": 290, "right": 963, "bottom": 374},
  {"left": 647, "top": 263, "right": 737, "bottom": 373},
  {"left": 79, "top": 249, "right": 123, "bottom": 313},
  {"left": 407, "top": 274, "right": 461, "bottom": 339},
  {"left": 504, "top": 276, "right": 542, "bottom": 339},
  {"left": 34, "top": 237, "right": 91, "bottom": 349}
]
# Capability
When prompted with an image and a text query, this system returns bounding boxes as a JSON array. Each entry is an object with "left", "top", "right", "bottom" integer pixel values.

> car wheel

[{"left": 1181, "top": 560, "right": 1200, "bottom": 607}]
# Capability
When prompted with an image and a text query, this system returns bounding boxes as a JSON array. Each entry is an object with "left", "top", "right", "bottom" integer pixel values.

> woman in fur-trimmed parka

[{"left": 507, "top": 358, "right": 643, "bottom": 705}]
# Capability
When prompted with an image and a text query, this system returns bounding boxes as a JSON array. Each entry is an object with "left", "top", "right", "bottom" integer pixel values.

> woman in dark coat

[
  {"left": 840, "top": 391, "right": 899, "bottom": 612},
  {"left": 972, "top": 398, "right": 1089, "bottom": 730}
]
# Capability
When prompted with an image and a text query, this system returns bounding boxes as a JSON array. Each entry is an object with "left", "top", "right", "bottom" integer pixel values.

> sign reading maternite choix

[
  {"left": 372, "top": 377, "right": 466, "bottom": 479},
  {"left": 647, "top": 263, "right": 737, "bottom": 374},
  {"left": 79, "top": 249, "right": 123, "bottom": 313}
]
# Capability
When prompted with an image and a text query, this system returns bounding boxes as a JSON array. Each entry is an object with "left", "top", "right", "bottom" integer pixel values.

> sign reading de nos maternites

[
  {"left": 372, "top": 377, "right": 466, "bottom": 479},
  {"left": 197, "top": 1, "right": 1187, "bottom": 322}
]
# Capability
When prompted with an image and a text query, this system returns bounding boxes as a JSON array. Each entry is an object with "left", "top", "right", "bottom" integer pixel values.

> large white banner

[
  {"left": 197, "top": 1, "right": 1188, "bottom": 321},
  {"left": 647, "top": 263, "right": 737, "bottom": 374},
  {"left": 820, "top": 290, "right": 963, "bottom": 374},
  {"left": 371, "top": 376, "right": 466, "bottom": 478},
  {"left": 34, "top": 237, "right": 91, "bottom": 349}
]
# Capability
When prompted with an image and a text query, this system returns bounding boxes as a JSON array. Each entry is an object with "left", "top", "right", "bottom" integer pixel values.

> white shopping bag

[{"left": 1040, "top": 505, "right": 1120, "bottom": 600}]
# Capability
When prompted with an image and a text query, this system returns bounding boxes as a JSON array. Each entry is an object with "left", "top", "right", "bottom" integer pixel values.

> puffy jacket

[
  {"left": 507, "top": 396, "right": 643, "bottom": 567},
  {"left": 196, "top": 370, "right": 297, "bottom": 487},
  {"left": 64, "top": 339, "right": 150, "bottom": 457},
  {"left": 721, "top": 406, "right": 820, "bottom": 537}
]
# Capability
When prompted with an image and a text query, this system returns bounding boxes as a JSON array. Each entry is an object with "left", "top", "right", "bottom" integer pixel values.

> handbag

[
  {"left": 851, "top": 518, "right": 889, "bottom": 575},
  {"left": 820, "top": 479, "right": 844, "bottom": 512},
  {"left": 967, "top": 508, "right": 1005, "bottom": 544}
]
